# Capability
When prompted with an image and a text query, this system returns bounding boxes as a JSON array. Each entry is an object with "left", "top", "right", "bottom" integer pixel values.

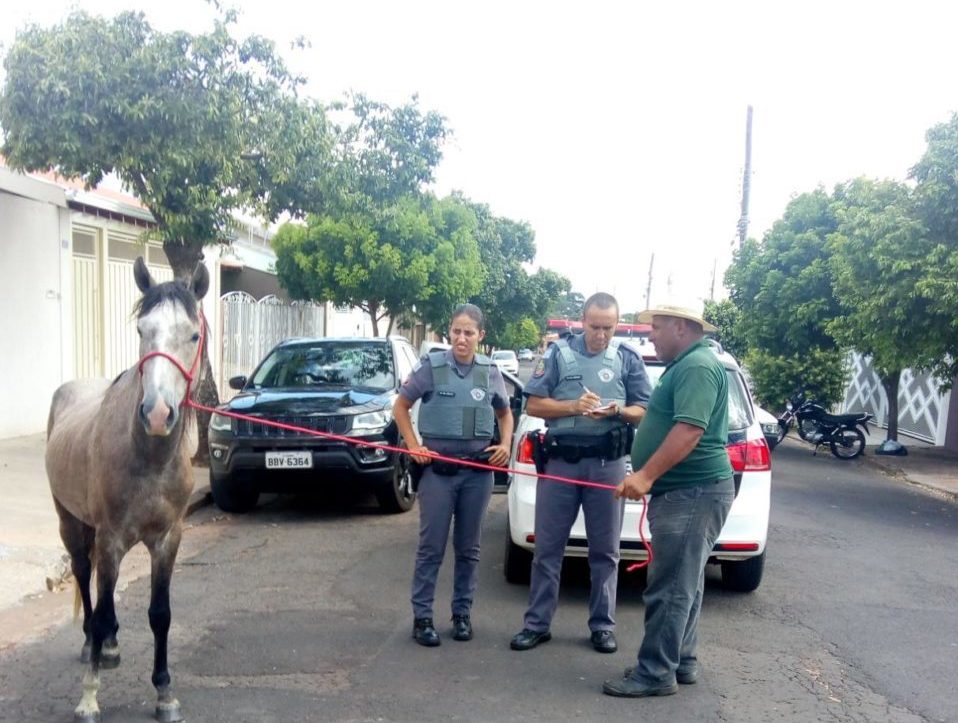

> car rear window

[
  {"left": 493, "top": 351, "right": 517, "bottom": 360},
  {"left": 251, "top": 341, "right": 395, "bottom": 391},
  {"left": 643, "top": 362, "right": 753, "bottom": 431}
]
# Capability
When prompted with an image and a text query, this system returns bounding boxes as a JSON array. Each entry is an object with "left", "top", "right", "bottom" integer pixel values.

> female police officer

[{"left": 394, "top": 304, "right": 514, "bottom": 646}]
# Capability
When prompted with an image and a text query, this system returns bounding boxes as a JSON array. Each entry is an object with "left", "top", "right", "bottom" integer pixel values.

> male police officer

[{"left": 510, "top": 293, "right": 651, "bottom": 654}]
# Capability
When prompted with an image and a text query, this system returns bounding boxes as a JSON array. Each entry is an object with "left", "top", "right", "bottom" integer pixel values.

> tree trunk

[
  {"left": 367, "top": 301, "right": 380, "bottom": 337},
  {"left": 164, "top": 241, "right": 218, "bottom": 465},
  {"left": 385, "top": 315, "right": 394, "bottom": 336},
  {"left": 880, "top": 371, "right": 901, "bottom": 442}
]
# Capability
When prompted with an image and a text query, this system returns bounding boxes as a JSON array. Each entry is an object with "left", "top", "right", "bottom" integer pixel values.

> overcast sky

[{"left": 4, "top": 0, "right": 957, "bottom": 314}]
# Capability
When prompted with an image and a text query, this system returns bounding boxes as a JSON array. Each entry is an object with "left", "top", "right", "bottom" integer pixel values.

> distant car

[
  {"left": 755, "top": 406, "right": 781, "bottom": 451},
  {"left": 491, "top": 349, "right": 520, "bottom": 375},
  {"left": 419, "top": 340, "right": 451, "bottom": 357},
  {"left": 208, "top": 336, "right": 424, "bottom": 514},
  {"left": 517, "top": 348, "right": 536, "bottom": 362},
  {"left": 505, "top": 345, "right": 772, "bottom": 592}
]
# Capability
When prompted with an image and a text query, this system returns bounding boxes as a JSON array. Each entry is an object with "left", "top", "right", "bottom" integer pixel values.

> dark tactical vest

[
  {"left": 547, "top": 338, "right": 627, "bottom": 437},
  {"left": 418, "top": 352, "right": 496, "bottom": 441}
]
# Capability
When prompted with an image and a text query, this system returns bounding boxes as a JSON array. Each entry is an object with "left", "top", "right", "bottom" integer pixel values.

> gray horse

[{"left": 46, "top": 257, "right": 208, "bottom": 722}]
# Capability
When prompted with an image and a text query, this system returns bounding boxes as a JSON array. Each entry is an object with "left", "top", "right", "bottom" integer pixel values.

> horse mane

[{"left": 133, "top": 279, "right": 199, "bottom": 321}]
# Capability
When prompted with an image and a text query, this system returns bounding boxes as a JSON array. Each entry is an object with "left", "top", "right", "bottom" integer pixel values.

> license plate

[{"left": 264, "top": 451, "right": 313, "bottom": 469}]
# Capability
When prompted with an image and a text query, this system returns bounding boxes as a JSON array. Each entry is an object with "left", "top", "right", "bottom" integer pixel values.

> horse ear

[
  {"left": 190, "top": 262, "right": 210, "bottom": 300},
  {"left": 134, "top": 257, "right": 154, "bottom": 293}
]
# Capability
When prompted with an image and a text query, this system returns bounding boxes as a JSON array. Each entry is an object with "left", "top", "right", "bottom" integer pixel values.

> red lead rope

[{"left": 140, "top": 314, "right": 651, "bottom": 571}]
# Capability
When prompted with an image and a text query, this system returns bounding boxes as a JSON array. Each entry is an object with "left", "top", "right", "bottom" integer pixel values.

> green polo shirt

[{"left": 631, "top": 338, "right": 733, "bottom": 493}]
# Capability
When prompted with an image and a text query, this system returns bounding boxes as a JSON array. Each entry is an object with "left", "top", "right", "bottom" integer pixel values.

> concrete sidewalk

[{"left": 0, "top": 433, "right": 211, "bottom": 614}]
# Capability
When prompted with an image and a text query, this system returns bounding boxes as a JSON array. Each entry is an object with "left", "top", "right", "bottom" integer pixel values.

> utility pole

[
  {"left": 709, "top": 257, "right": 717, "bottom": 300},
  {"left": 737, "top": 105, "right": 753, "bottom": 248},
  {"left": 644, "top": 253, "right": 654, "bottom": 310}
]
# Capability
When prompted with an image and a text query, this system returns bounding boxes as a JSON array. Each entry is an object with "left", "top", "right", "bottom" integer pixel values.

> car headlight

[
  {"left": 210, "top": 412, "right": 234, "bottom": 433},
  {"left": 351, "top": 409, "right": 391, "bottom": 435}
]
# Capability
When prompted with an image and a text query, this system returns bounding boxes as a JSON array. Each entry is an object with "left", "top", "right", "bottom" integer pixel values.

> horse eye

[{"left": 191, "top": 333, "right": 200, "bottom": 343}]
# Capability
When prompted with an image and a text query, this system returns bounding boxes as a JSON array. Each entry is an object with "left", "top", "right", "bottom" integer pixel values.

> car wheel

[
  {"left": 376, "top": 451, "right": 416, "bottom": 513},
  {"left": 720, "top": 550, "right": 765, "bottom": 592},
  {"left": 210, "top": 469, "right": 259, "bottom": 513},
  {"left": 829, "top": 428, "right": 866, "bottom": 460},
  {"left": 504, "top": 513, "right": 532, "bottom": 584}
]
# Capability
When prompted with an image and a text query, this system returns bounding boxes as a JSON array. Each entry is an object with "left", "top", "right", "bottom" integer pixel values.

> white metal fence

[{"left": 218, "top": 292, "right": 326, "bottom": 399}]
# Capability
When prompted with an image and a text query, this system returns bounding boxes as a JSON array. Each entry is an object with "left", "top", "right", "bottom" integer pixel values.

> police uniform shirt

[
  {"left": 400, "top": 350, "right": 510, "bottom": 456},
  {"left": 525, "top": 334, "right": 652, "bottom": 409}
]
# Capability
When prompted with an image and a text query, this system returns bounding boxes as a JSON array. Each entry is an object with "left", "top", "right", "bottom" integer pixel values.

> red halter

[{"left": 136, "top": 310, "right": 206, "bottom": 406}]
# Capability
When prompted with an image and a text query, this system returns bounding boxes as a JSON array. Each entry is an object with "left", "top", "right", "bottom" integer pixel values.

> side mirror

[{"left": 229, "top": 375, "right": 248, "bottom": 390}]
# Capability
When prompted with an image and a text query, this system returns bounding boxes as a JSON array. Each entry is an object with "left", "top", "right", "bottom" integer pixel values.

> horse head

[{"left": 133, "top": 257, "right": 209, "bottom": 436}]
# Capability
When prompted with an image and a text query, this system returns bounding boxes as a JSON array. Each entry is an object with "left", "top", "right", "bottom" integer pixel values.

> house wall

[{"left": 0, "top": 176, "right": 72, "bottom": 438}]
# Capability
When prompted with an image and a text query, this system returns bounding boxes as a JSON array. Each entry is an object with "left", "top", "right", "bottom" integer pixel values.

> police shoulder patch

[{"left": 532, "top": 358, "right": 546, "bottom": 378}]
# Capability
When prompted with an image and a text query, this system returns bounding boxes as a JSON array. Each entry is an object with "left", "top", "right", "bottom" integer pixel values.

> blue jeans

[
  {"left": 411, "top": 466, "right": 494, "bottom": 619},
  {"left": 631, "top": 478, "right": 734, "bottom": 684}
]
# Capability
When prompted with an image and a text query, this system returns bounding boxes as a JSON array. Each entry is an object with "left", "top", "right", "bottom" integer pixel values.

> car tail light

[
  {"left": 517, "top": 433, "right": 537, "bottom": 464},
  {"left": 726, "top": 438, "right": 771, "bottom": 472}
]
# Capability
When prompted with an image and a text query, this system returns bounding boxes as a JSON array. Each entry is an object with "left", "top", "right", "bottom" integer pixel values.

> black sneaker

[
  {"left": 412, "top": 617, "right": 440, "bottom": 647},
  {"left": 451, "top": 614, "right": 473, "bottom": 641}
]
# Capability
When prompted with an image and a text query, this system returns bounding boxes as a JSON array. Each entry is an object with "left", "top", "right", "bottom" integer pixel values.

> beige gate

[{"left": 72, "top": 225, "right": 173, "bottom": 380}]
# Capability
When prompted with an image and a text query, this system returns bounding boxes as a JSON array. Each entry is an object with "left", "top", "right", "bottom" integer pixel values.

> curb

[{"left": 859, "top": 455, "right": 958, "bottom": 503}]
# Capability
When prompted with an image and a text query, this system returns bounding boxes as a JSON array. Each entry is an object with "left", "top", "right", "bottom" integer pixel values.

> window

[{"left": 251, "top": 341, "right": 396, "bottom": 392}]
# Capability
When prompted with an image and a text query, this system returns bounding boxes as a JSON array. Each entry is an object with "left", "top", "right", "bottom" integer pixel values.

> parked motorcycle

[{"left": 776, "top": 392, "right": 872, "bottom": 460}]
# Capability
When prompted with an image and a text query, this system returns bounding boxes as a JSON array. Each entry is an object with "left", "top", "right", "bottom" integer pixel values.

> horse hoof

[
  {"left": 155, "top": 701, "right": 183, "bottom": 722},
  {"left": 74, "top": 713, "right": 99, "bottom": 723}
]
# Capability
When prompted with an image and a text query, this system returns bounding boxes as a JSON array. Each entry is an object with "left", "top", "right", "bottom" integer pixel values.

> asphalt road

[{"left": 1, "top": 391, "right": 957, "bottom": 721}]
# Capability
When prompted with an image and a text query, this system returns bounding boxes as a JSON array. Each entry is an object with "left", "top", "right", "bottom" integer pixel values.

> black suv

[{"left": 208, "top": 336, "right": 425, "bottom": 514}]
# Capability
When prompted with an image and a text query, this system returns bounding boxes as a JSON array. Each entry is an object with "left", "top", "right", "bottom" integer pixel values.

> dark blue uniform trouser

[
  {"left": 411, "top": 466, "right": 494, "bottom": 620},
  {"left": 522, "top": 456, "right": 626, "bottom": 633}
]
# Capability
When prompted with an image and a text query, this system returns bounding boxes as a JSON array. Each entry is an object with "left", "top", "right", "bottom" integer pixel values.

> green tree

[
  {"left": 500, "top": 318, "right": 541, "bottom": 351},
  {"left": 456, "top": 196, "right": 569, "bottom": 346},
  {"left": 726, "top": 189, "right": 842, "bottom": 354},
  {"left": 274, "top": 94, "right": 480, "bottom": 335},
  {"left": 910, "top": 113, "right": 958, "bottom": 384},
  {"left": 0, "top": 9, "right": 331, "bottom": 462},
  {"left": 725, "top": 189, "right": 847, "bottom": 408},
  {"left": 274, "top": 194, "right": 483, "bottom": 336},
  {"left": 0, "top": 9, "right": 330, "bottom": 276},
  {"left": 827, "top": 178, "right": 942, "bottom": 441},
  {"left": 703, "top": 299, "right": 747, "bottom": 361},
  {"left": 744, "top": 348, "right": 848, "bottom": 412}
]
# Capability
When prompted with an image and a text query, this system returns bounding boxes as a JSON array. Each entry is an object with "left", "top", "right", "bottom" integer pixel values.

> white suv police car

[{"left": 504, "top": 345, "right": 771, "bottom": 592}]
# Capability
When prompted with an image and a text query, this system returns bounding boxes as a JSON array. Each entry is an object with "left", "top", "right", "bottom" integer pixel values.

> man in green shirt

[{"left": 602, "top": 303, "right": 735, "bottom": 699}]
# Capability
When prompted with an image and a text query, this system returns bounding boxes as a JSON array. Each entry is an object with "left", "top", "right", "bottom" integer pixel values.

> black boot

[
  {"left": 451, "top": 614, "right": 473, "bottom": 641},
  {"left": 413, "top": 617, "right": 440, "bottom": 647}
]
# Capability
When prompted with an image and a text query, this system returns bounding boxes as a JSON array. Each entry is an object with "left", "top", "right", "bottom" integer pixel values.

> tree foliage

[
  {"left": 499, "top": 318, "right": 541, "bottom": 352},
  {"left": 744, "top": 348, "right": 848, "bottom": 412},
  {"left": 0, "top": 8, "right": 330, "bottom": 276},
  {"left": 703, "top": 299, "right": 746, "bottom": 361},
  {"left": 274, "top": 194, "right": 483, "bottom": 336},
  {"left": 549, "top": 291, "right": 585, "bottom": 320},
  {"left": 725, "top": 189, "right": 842, "bottom": 355}
]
